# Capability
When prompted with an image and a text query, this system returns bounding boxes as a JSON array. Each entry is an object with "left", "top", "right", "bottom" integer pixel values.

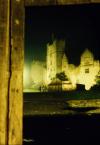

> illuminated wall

[
  {"left": 65, "top": 49, "right": 100, "bottom": 90},
  {"left": 67, "top": 64, "right": 79, "bottom": 88},
  {"left": 47, "top": 41, "right": 57, "bottom": 84},
  {"left": 47, "top": 40, "right": 100, "bottom": 90},
  {"left": 62, "top": 54, "right": 68, "bottom": 74},
  {"left": 23, "top": 40, "right": 100, "bottom": 91},
  {"left": 78, "top": 49, "right": 100, "bottom": 90},
  {"left": 47, "top": 40, "right": 65, "bottom": 84}
]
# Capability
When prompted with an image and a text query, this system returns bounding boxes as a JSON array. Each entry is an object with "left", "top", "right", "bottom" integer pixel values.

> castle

[
  {"left": 27, "top": 39, "right": 100, "bottom": 92},
  {"left": 46, "top": 39, "right": 100, "bottom": 90}
]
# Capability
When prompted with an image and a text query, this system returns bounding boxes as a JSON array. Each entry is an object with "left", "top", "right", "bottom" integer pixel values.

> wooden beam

[
  {"left": 0, "top": 0, "right": 10, "bottom": 144},
  {"left": 8, "top": 0, "right": 24, "bottom": 145},
  {"left": 24, "top": 0, "right": 100, "bottom": 6},
  {"left": 56, "top": 0, "right": 100, "bottom": 5},
  {"left": 25, "top": 0, "right": 56, "bottom": 6}
]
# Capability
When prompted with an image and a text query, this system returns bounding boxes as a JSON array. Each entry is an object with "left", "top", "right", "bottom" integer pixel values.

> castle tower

[{"left": 47, "top": 39, "right": 65, "bottom": 84}]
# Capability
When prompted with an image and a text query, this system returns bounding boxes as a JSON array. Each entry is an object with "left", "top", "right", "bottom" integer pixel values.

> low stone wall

[{"left": 68, "top": 99, "right": 100, "bottom": 107}]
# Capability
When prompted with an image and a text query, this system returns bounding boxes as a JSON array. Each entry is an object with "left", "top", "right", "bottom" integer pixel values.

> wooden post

[
  {"left": 8, "top": 0, "right": 24, "bottom": 145},
  {"left": 0, "top": 0, "right": 10, "bottom": 144}
]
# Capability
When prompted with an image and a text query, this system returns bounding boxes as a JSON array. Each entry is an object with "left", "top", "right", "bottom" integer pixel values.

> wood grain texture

[
  {"left": 56, "top": 0, "right": 100, "bottom": 4},
  {"left": 8, "top": 0, "right": 24, "bottom": 145},
  {"left": 25, "top": 0, "right": 100, "bottom": 5},
  {"left": 0, "top": 0, "right": 10, "bottom": 144}
]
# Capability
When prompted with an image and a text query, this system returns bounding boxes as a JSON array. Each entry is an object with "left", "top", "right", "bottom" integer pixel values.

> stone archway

[{"left": 0, "top": 0, "right": 99, "bottom": 145}]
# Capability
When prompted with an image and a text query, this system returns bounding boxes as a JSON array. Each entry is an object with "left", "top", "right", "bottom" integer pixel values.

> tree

[
  {"left": 95, "top": 76, "right": 100, "bottom": 85},
  {"left": 56, "top": 71, "right": 68, "bottom": 81}
]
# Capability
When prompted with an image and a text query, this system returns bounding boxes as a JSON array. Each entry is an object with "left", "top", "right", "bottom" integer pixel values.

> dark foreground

[
  {"left": 23, "top": 114, "right": 100, "bottom": 145},
  {"left": 24, "top": 91, "right": 100, "bottom": 115}
]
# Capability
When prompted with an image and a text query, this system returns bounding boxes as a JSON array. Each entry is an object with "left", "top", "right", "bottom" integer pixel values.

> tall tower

[{"left": 47, "top": 39, "right": 65, "bottom": 84}]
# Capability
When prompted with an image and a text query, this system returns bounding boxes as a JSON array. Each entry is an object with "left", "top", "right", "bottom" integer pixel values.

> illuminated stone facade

[
  {"left": 47, "top": 40, "right": 65, "bottom": 84},
  {"left": 47, "top": 40, "right": 100, "bottom": 90},
  {"left": 78, "top": 49, "right": 100, "bottom": 90}
]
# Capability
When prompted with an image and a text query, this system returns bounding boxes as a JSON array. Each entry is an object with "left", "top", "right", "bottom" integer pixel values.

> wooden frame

[{"left": 0, "top": 0, "right": 100, "bottom": 144}]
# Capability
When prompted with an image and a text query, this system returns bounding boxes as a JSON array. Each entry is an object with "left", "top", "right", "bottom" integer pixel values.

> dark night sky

[{"left": 25, "top": 4, "right": 100, "bottom": 66}]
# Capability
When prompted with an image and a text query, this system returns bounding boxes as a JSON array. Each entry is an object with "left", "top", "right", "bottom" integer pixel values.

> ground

[{"left": 24, "top": 90, "right": 100, "bottom": 116}]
